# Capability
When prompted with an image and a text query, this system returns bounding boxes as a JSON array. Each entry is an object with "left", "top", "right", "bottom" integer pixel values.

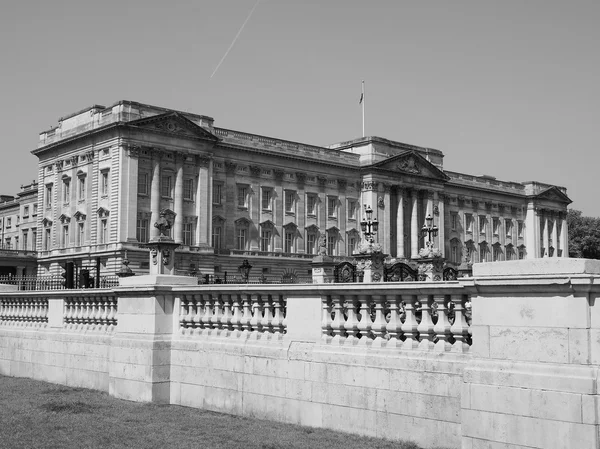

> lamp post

[
  {"left": 360, "top": 204, "right": 379, "bottom": 245},
  {"left": 238, "top": 259, "right": 252, "bottom": 283},
  {"left": 420, "top": 213, "right": 438, "bottom": 250},
  {"left": 417, "top": 213, "right": 444, "bottom": 281}
]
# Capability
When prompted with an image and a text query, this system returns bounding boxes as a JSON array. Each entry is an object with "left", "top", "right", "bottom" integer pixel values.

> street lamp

[
  {"left": 238, "top": 259, "right": 252, "bottom": 282},
  {"left": 360, "top": 204, "right": 379, "bottom": 244},
  {"left": 421, "top": 213, "right": 438, "bottom": 248}
]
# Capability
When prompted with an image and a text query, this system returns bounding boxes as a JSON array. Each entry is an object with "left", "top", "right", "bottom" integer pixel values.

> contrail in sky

[{"left": 210, "top": 0, "right": 261, "bottom": 79}]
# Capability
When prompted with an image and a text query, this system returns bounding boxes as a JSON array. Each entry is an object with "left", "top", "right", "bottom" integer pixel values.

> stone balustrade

[
  {"left": 64, "top": 294, "right": 118, "bottom": 331},
  {"left": 0, "top": 296, "right": 48, "bottom": 326},
  {"left": 178, "top": 292, "right": 286, "bottom": 338}
]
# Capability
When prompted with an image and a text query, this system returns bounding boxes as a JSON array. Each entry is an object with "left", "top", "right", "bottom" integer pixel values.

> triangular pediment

[
  {"left": 366, "top": 151, "right": 450, "bottom": 181},
  {"left": 534, "top": 186, "right": 572, "bottom": 204},
  {"left": 128, "top": 112, "right": 219, "bottom": 142}
]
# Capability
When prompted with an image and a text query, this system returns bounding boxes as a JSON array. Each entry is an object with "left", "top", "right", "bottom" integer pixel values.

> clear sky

[{"left": 1, "top": 1, "right": 598, "bottom": 214}]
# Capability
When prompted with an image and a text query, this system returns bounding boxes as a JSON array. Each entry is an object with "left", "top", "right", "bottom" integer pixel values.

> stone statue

[
  {"left": 318, "top": 232, "right": 327, "bottom": 255},
  {"left": 154, "top": 210, "right": 174, "bottom": 237}
]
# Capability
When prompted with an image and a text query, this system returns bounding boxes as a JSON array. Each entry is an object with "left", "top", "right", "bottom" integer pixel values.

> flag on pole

[{"left": 359, "top": 92, "right": 363, "bottom": 104}]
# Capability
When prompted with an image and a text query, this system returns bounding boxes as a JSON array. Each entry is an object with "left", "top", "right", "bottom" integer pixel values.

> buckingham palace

[{"left": 0, "top": 100, "right": 571, "bottom": 279}]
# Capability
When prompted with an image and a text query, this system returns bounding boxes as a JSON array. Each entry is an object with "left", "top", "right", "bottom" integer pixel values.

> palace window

[
  {"left": 62, "top": 225, "right": 69, "bottom": 247},
  {"left": 99, "top": 219, "right": 108, "bottom": 244},
  {"left": 45, "top": 184, "right": 53, "bottom": 208},
  {"left": 518, "top": 246, "right": 526, "bottom": 259},
  {"left": 161, "top": 174, "right": 173, "bottom": 198},
  {"left": 327, "top": 230, "right": 338, "bottom": 255},
  {"left": 212, "top": 226, "right": 223, "bottom": 250},
  {"left": 284, "top": 230, "right": 295, "bottom": 253},
  {"left": 236, "top": 228, "right": 248, "bottom": 250},
  {"left": 44, "top": 228, "right": 51, "bottom": 251},
  {"left": 78, "top": 175, "right": 86, "bottom": 201},
  {"left": 77, "top": 222, "right": 85, "bottom": 246},
  {"left": 260, "top": 228, "right": 272, "bottom": 252},
  {"left": 327, "top": 197, "right": 338, "bottom": 218},
  {"left": 347, "top": 232, "right": 359, "bottom": 255},
  {"left": 506, "top": 244, "right": 515, "bottom": 260},
  {"left": 183, "top": 222, "right": 195, "bottom": 246},
  {"left": 136, "top": 218, "right": 149, "bottom": 243},
  {"left": 22, "top": 231, "right": 28, "bottom": 251},
  {"left": 212, "top": 182, "right": 223, "bottom": 205},
  {"left": 347, "top": 200, "right": 357, "bottom": 220},
  {"left": 32, "top": 204, "right": 37, "bottom": 216},
  {"left": 261, "top": 188, "right": 272, "bottom": 210},
  {"left": 306, "top": 194, "right": 317, "bottom": 217},
  {"left": 450, "top": 238, "right": 461, "bottom": 264},
  {"left": 137, "top": 172, "right": 148, "bottom": 196},
  {"left": 505, "top": 219, "right": 513, "bottom": 237},
  {"left": 492, "top": 243, "right": 502, "bottom": 261},
  {"left": 285, "top": 190, "right": 296, "bottom": 215},
  {"left": 479, "top": 242, "right": 489, "bottom": 262},
  {"left": 183, "top": 179, "right": 194, "bottom": 200},
  {"left": 517, "top": 221, "right": 524, "bottom": 238},
  {"left": 451, "top": 213, "right": 458, "bottom": 231},
  {"left": 32, "top": 229, "right": 37, "bottom": 250},
  {"left": 6, "top": 217, "right": 11, "bottom": 228},
  {"left": 492, "top": 218, "right": 500, "bottom": 236},
  {"left": 63, "top": 179, "right": 71, "bottom": 203},
  {"left": 464, "top": 213, "right": 473, "bottom": 233},
  {"left": 23, "top": 206, "right": 29, "bottom": 218},
  {"left": 479, "top": 216, "right": 487, "bottom": 235},
  {"left": 237, "top": 185, "right": 248, "bottom": 208},
  {"left": 306, "top": 226, "right": 319, "bottom": 255}
]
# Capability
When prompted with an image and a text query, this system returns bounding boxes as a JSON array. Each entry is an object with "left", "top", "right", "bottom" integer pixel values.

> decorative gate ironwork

[
  {"left": 334, "top": 262, "right": 357, "bottom": 283},
  {"left": 443, "top": 267, "right": 458, "bottom": 281},
  {"left": 384, "top": 262, "right": 418, "bottom": 282}
]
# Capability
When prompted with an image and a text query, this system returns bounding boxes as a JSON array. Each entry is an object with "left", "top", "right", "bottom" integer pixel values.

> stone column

[
  {"left": 149, "top": 151, "right": 162, "bottom": 240},
  {"left": 437, "top": 192, "right": 445, "bottom": 257},
  {"left": 195, "top": 156, "right": 211, "bottom": 246},
  {"left": 296, "top": 174, "right": 306, "bottom": 253},
  {"left": 118, "top": 146, "right": 139, "bottom": 243},
  {"left": 381, "top": 184, "right": 391, "bottom": 254},
  {"left": 396, "top": 187, "right": 405, "bottom": 258},
  {"left": 560, "top": 212, "right": 568, "bottom": 257},
  {"left": 274, "top": 170, "right": 284, "bottom": 252},
  {"left": 173, "top": 154, "right": 184, "bottom": 244},
  {"left": 542, "top": 211, "right": 549, "bottom": 258},
  {"left": 550, "top": 213, "right": 558, "bottom": 257},
  {"left": 410, "top": 190, "right": 419, "bottom": 258},
  {"left": 525, "top": 203, "right": 539, "bottom": 260}
]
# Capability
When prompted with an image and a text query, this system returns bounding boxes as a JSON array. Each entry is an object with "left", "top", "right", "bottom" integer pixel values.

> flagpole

[{"left": 361, "top": 80, "right": 365, "bottom": 137}]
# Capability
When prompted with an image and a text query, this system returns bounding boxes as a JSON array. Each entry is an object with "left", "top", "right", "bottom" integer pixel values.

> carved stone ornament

[
  {"left": 127, "top": 145, "right": 140, "bottom": 158},
  {"left": 85, "top": 150, "right": 95, "bottom": 161},
  {"left": 317, "top": 176, "right": 327, "bottom": 186},
  {"left": 318, "top": 232, "right": 327, "bottom": 255},
  {"left": 224, "top": 161, "right": 237, "bottom": 174},
  {"left": 397, "top": 156, "right": 421, "bottom": 174},
  {"left": 55, "top": 160, "right": 64, "bottom": 171},
  {"left": 249, "top": 165, "right": 262, "bottom": 177},
  {"left": 151, "top": 248, "right": 158, "bottom": 265},
  {"left": 295, "top": 172, "right": 306, "bottom": 184},
  {"left": 162, "top": 249, "right": 171, "bottom": 265},
  {"left": 338, "top": 179, "right": 347, "bottom": 190},
  {"left": 154, "top": 209, "right": 176, "bottom": 237},
  {"left": 433, "top": 205, "right": 440, "bottom": 216},
  {"left": 274, "top": 169, "right": 285, "bottom": 182},
  {"left": 197, "top": 155, "right": 211, "bottom": 167},
  {"left": 378, "top": 196, "right": 385, "bottom": 209},
  {"left": 361, "top": 181, "right": 377, "bottom": 191}
]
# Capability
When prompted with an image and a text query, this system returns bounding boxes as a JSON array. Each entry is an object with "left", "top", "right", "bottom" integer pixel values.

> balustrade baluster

[
  {"left": 220, "top": 294, "right": 233, "bottom": 336},
  {"left": 249, "top": 294, "right": 262, "bottom": 338},
  {"left": 179, "top": 295, "right": 190, "bottom": 334},
  {"left": 385, "top": 295, "right": 403, "bottom": 347},
  {"left": 370, "top": 295, "right": 388, "bottom": 346},
  {"left": 230, "top": 294, "right": 243, "bottom": 335},
  {"left": 83, "top": 297, "right": 92, "bottom": 329},
  {"left": 271, "top": 295, "right": 285, "bottom": 336},
  {"left": 450, "top": 294, "right": 470, "bottom": 352},
  {"left": 417, "top": 295, "right": 435, "bottom": 351},
  {"left": 329, "top": 295, "right": 346, "bottom": 344},
  {"left": 99, "top": 297, "right": 109, "bottom": 330},
  {"left": 240, "top": 294, "right": 252, "bottom": 336},
  {"left": 401, "top": 295, "right": 419, "bottom": 349},
  {"left": 433, "top": 294, "right": 452, "bottom": 351},
  {"left": 321, "top": 295, "right": 332, "bottom": 342},
  {"left": 211, "top": 295, "right": 223, "bottom": 334},
  {"left": 192, "top": 295, "right": 203, "bottom": 334},
  {"left": 343, "top": 295, "right": 360, "bottom": 342},
  {"left": 107, "top": 297, "right": 117, "bottom": 329},
  {"left": 261, "top": 294, "right": 274, "bottom": 336},
  {"left": 356, "top": 295, "right": 372, "bottom": 344},
  {"left": 201, "top": 294, "right": 214, "bottom": 332}
]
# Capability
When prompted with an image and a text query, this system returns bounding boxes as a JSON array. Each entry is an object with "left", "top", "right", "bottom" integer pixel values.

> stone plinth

[
  {"left": 416, "top": 256, "right": 445, "bottom": 281},
  {"left": 311, "top": 255, "right": 335, "bottom": 283},
  {"left": 141, "top": 236, "right": 180, "bottom": 276},
  {"left": 355, "top": 251, "right": 386, "bottom": 282}
]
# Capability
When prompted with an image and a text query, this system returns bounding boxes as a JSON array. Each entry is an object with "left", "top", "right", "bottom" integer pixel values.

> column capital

[
  {"left": 249, "top": 165, "right": 262, "bottom": 177},
  {"left": 274, "top": 169, "right": 285, "bottom": 182},
  {"left": 361, "top": 181, "right": 378, "bottom": 191},
  {"left": 196, "top": 154, "right": 211, "bottom": 167},
  {"left": 224, "top": 160, "right": 237, "bottom": 174},
  {"left": 295, "top": 172, "right": 306, "bottom": 185},
  {"left": 337, "top": 178, "right": 347, "bottom": 190}
]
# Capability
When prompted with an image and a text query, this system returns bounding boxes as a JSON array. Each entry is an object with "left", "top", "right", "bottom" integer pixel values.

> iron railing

[{"left": 0, "top": 274, "right": 120, "bottom": 291}]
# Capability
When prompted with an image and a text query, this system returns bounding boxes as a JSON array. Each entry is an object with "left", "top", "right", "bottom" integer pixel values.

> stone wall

[{"left": 1, "top": 259, "right": 600, "bottom": 448}]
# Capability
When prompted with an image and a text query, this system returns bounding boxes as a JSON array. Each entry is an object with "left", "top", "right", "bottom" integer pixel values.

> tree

[{"left": 567, "top": 209, "right": 600, "bottom": 259}]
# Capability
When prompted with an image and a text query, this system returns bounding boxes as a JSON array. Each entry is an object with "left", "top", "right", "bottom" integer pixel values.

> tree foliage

[{"left": 568, "top": 209, "right": 600, "bottom": 259}]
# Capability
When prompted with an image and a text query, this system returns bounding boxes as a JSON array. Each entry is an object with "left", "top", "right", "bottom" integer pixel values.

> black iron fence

[
  {"left": 198, "top": 274, "right": 313, "bottom": 285},
  {"left": 0, "top": 274, "right": 120, "bottom": 291}
]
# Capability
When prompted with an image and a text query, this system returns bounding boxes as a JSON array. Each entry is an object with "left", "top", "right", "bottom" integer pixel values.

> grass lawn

[{"left": 0, "top": 374, "right": 426, "bottom": 449}]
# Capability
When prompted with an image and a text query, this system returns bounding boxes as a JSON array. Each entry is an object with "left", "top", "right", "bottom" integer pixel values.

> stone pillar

[
  {"left": 436, "top": 192, "right": 445, "bottom": 257},
  {"left": 542, "top": 211, "right": 549, "bottom": 258},
  {"left": 551, "top": 213, "right": 558, "bottom": 257},
  {"left": 119, "top": 146, "right": 139, "bottom": 243},
  {"left": 381, "top": 184, "right": 391, "bottom": 254},
  {"left": 410, "top": 190, "right": 419, "bottom": 258},
  {"left": 396, "top": 187, "right": 405, "bottom": 258},
  {"left": 195, "top": 156, "right": 211, "bottom": 246},
  {"left": 150, "top": 151, "right": 162, "bottom": 240},
  {"left": 173, "top": 155, "right": 184, "bottom": 244},
  {"left": 560, "top": 212, "right": 569, "bottom": 257},
  {"left": 274, "top": 170, "right": 284, "bottom": 252},
  {"left": 525, "top": 203, "right": 539, "bottom": 260}
]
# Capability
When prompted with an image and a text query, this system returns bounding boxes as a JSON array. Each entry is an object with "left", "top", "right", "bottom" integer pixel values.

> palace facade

[{"left": 2, "top": 100, "right": 572, "bottom": 279}]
